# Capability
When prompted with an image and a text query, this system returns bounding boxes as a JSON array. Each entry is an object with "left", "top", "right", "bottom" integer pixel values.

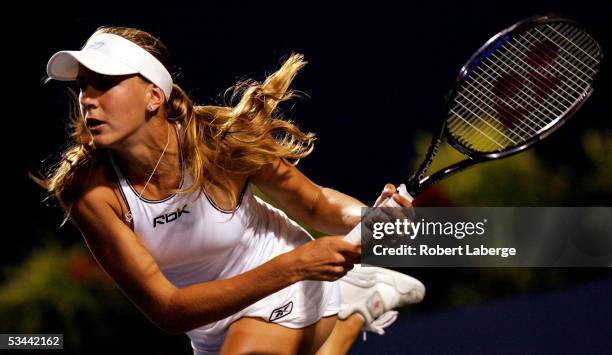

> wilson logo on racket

[{"left": 493, "top": 39, "right": 565, "bottom": 129}]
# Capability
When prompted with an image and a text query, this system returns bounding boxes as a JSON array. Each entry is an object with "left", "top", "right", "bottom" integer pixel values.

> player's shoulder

[{"left": 71, "top": 154, "right": 122, "bottom": 216}]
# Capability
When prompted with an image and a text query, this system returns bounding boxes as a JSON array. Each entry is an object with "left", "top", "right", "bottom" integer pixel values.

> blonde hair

[{"left": 33, "top": 27, "right": 315, "bottom": 225}]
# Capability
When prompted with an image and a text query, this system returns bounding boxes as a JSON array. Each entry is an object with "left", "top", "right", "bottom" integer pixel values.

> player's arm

[{"left": 250, "top": 158, "right": 368, "bottom": 234}]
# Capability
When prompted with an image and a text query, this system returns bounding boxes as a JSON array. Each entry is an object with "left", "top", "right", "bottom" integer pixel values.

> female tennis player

[{"left": 36, "top": 27, "right": 425, "bottom": 354}]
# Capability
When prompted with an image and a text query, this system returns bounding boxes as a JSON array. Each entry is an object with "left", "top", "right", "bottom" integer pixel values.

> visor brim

[{"left": 46, "top": 50, "right": 138, "bottom": 81}]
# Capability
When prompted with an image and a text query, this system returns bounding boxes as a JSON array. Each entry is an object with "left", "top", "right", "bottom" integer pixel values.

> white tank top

[{"left": 107, "top": 135, "right": 315, "bottom": 289}]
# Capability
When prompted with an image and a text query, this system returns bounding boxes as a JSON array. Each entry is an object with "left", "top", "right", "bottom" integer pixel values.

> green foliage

[
  {"left": 411, "top": 133, "right": 571, "bottom": 205},
  {"left": 580, "top": 130, "right": 612, "bottom": 201},
  {"left": 410, "top": 130, "right": 612, "bottom": 206},
  {"left": 0, "top": 243, "right": 189, "bottom": 354}
]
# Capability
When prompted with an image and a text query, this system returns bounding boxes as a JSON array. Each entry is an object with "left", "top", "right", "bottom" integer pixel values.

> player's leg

[{"left": 315, "top": 313, "right": 365, "bottom": 355}]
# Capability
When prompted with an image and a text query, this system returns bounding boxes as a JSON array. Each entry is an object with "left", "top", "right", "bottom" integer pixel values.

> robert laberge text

[{"left": 372, "top": 244, "right": 516, "bottom": 258}]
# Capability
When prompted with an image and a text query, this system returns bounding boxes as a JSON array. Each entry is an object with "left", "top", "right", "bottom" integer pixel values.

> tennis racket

[{"left": 345, "top": 15, "right": 603, "bottom": 244}]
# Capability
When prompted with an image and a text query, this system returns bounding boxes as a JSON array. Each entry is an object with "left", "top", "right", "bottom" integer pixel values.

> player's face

[{"left": 77, "top": 66, "right": 151, "bottom": 148}]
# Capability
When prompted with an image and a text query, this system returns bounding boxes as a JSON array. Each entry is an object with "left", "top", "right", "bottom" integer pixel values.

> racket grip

[{"left": 343, "top": 184, "right": 414, "bottom": 245}]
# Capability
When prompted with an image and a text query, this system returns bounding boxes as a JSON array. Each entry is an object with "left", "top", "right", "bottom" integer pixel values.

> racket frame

[{"left": 407, "top": 15, "right": 603, "bottom": 196}]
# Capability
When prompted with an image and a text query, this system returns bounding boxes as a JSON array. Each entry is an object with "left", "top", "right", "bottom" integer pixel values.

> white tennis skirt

[{"left": 187, "top": 278, "right": 340, "bottom": 355}]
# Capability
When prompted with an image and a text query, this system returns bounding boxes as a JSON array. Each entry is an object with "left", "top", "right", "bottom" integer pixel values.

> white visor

[{"left": 46, "top": 33, "right": 173, "bottom": 100}]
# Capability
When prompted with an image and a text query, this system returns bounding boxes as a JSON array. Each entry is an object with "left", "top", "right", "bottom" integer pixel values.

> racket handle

[{"left": 343, "top": 184, "right": 414, "bottom": 245}]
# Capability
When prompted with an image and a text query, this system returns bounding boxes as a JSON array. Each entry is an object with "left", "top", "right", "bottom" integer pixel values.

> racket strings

[
  {"left": 488, "top": 42, "right": 572, "bottom": 120},
  {"left": 517, "top": 29, "right": 591, "bottom": 100},
  {"left": 455, "top": 28, "right": 590, "bottom": 145},
  {"left": 456, "top": 41, "right": 572, "bottom": 143},
  {"left": 447, "top": 21, "right": 601, "bottom": 153},
  {"left": 543, "top": 23, "right": 599, "bottom": 71},
  {"left": 450, "top": 23, "right": 600, "bottom": 151}
]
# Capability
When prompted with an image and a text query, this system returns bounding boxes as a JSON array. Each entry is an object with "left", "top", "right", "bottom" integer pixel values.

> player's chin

[{"left": 90, "top": 132, "right": 118, "bottom": 149}]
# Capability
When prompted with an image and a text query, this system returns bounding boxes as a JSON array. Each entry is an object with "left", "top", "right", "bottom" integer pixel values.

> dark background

[{"left": 5, "top": 0, "right": 611, "bottom": 353}]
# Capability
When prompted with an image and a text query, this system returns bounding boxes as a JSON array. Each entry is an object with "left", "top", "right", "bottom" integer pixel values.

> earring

[{"left": 148, "top": 105, "right": 155, "bottom": 111}]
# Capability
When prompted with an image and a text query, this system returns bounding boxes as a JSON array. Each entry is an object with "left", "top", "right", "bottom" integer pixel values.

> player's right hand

[{"left": 280, "top": 236, "right": 361, "bottom": 282}]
